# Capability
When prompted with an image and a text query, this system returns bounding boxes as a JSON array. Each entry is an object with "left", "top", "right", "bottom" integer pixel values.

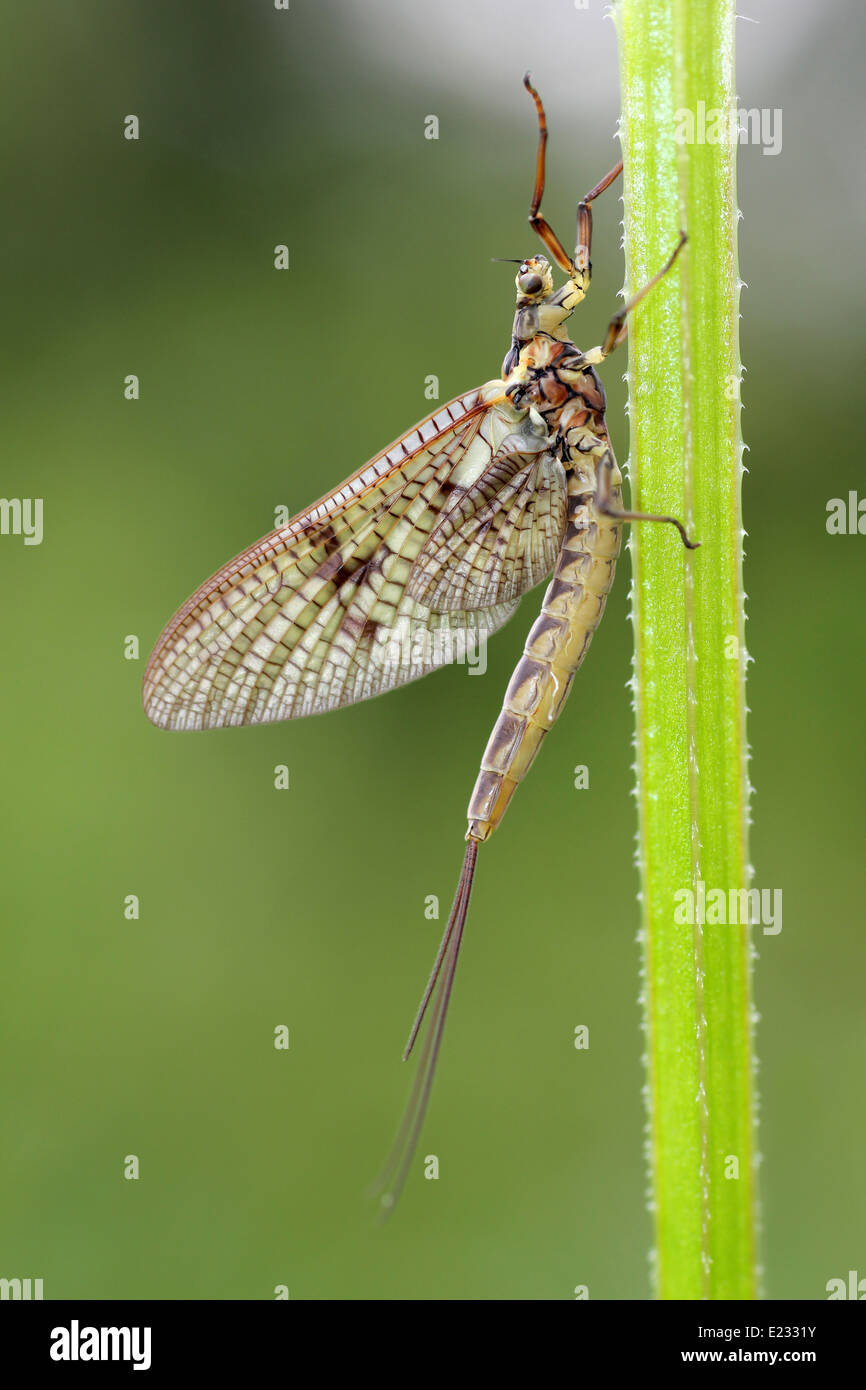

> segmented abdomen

[{"left": 466, "top": 451, "right": 621, "bottom": 842}]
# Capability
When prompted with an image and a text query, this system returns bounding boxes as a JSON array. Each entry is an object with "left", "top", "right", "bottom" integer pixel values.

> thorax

[{"left": 504, "top": 334, "right": 608, "bottom": 449}]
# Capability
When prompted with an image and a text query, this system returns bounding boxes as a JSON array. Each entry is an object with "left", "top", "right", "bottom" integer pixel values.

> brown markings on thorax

[{"left": 511, "top": 338, "right": 608, "bottom": 445}]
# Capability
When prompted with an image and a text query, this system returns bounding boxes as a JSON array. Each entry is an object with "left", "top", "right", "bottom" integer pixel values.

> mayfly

[{"left": 143, "top": 77, "right": 697, "bottom": 1210}]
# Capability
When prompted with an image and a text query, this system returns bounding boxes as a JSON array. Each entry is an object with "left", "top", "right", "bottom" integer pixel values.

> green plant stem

[{"left": 614, "top": 0, "right": 756, "bottom": 1299}]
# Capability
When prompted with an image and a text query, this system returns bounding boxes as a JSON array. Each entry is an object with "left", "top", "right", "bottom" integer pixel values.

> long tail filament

[{"left": 370, "top": 838, "right": 480, "bottom": 1215}]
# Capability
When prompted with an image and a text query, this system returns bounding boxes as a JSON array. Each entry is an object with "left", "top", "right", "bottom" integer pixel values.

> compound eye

[{"left": 518, "top": 271, "right": 543, "bottom": 295}]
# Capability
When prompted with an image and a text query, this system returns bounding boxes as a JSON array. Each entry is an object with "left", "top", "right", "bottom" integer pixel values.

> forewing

[
  {"left": 406, "top": 433, "right": 566, "bottom": 612},
  {"left": 143, "top": 385, "right": 522, "bottom": 730}
]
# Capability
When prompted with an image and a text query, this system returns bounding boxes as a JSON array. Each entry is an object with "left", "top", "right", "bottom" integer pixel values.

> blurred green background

[{"left": 1, "top": 0, "right": 863, "bottom": 1300}]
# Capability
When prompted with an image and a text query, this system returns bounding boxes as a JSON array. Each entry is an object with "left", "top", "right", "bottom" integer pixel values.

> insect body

[
  {"left": 467, "top": 345, "right": 620, "bottom": 843},
  {"left": 143, "top": 78, "right": 696, "bottom": 1209}
]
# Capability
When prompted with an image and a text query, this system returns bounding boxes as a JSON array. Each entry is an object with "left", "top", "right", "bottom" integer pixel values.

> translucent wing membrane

[
  {"left": 143, "top": 385, "right": 564, "bottom": 730},
  {"left": 407, "top": 439, "right": 566, "bottom": 611}
]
